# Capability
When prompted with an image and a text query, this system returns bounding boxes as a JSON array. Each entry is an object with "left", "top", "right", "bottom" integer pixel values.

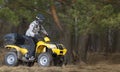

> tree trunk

[
  {"left": 50, "top": 0, "right": 63, "bottom": 31},
  {"left": 79, "top": 34, "right": 90, "bottom": 63}
]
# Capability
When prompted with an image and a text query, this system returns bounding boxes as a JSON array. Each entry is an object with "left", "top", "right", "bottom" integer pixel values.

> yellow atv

[{"left": 4, "top": 33, "right": 67, "bottom": 67}]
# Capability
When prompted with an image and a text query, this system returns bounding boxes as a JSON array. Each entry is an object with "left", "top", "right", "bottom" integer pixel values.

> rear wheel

[
  {"left": 4, "top": 52, "right": 18, "bottom": 66},
  {"left": 37, "top": 52, "right": 52, "bottom": 67}
]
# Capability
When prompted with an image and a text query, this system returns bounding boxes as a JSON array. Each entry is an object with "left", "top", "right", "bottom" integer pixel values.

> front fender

[
  {"left": 36, "top": 41, "right": 52, "bottom": 53},
  {"left": 36, "top": 41, "right": 51, "bottom": 48},
  {"left": 36, "top": 41, "right": 67, "bottom": 56}
]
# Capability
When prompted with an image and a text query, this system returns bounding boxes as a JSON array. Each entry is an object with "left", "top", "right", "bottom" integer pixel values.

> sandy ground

[
  {"left": 1, "top": 49, "right": 120, "bottom": 72},
  {"left": 0, "top": 63, "right": 120, "bottom": 72}
]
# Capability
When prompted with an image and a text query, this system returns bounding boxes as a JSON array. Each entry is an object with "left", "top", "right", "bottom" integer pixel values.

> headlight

[{"left": 50, "top": 44, "right": 56, "bottom": 49}]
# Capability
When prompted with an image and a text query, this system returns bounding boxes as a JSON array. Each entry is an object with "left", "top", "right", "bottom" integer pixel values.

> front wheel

[
  {"left": 4, "top": 52, "right": 18, "bottom": 66},
  {"left": 37, "top": 52, "right": 52, "bottom": 67}
]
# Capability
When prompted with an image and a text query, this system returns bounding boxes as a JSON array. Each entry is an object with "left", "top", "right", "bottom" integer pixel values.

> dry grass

[
  {"left": 1, "top": 49, "right": 120, "bottom": 72},
  {"left": 0, "top": 64, "right": 120, "bottom": 72}
]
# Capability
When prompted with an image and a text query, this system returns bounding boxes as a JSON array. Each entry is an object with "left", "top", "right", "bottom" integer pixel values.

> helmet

[{"left": 36, "top": 14, "right": 45, "bottom": 23}]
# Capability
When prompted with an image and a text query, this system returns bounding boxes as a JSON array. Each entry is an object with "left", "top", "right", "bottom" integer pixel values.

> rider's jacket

[{"left": 25, "top": 20, "right": 48, "bottom": 37}]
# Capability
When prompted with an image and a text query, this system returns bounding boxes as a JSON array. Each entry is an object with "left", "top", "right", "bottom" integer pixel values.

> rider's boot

[
  {"left": 29, "top": 56, "right": 35, "bottom": 61},
  {"left": 25, "top": 53, "right": 29, "bottom": 60}
]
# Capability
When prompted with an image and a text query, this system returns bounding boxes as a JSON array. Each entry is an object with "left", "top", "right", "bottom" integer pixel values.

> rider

[{"left": 25, "top": 14, "right": 48, "bottom": 60}]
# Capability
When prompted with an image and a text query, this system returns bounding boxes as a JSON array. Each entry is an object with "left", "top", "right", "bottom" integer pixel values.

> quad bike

[{"left": 4, "top": 33, "right": 67, "bottom": 67}]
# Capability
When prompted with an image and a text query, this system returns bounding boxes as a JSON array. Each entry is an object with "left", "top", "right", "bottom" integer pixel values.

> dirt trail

[
  {"left": 1, "top": 49, "right": 120, "bottom": 72},
  {"left": 0, "top": 63, "right": 120, "bottom": 72}
]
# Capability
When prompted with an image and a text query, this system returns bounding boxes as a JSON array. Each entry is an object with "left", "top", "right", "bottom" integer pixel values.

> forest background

[{"left": 0, "top": 0, "right": 120, "bottom": 64}]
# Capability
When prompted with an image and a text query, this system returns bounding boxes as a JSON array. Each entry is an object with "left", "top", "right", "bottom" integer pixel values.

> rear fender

[
  {"left": 5, "top": 45, "right": 21, "bottom": 52},
  {"left": 5, "top": 45, "right": 28, "bottom": 57}
]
